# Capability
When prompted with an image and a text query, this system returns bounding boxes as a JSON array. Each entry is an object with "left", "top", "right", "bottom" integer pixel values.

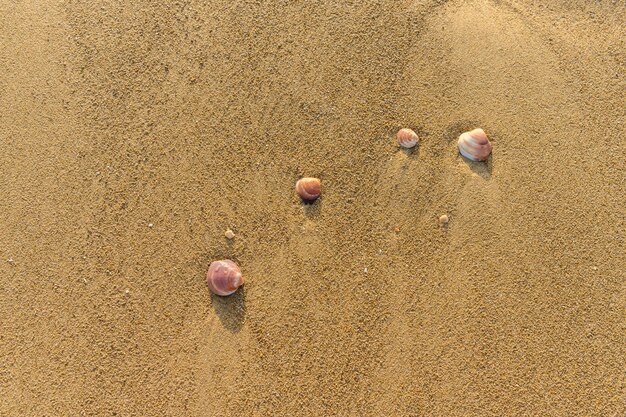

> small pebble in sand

[
  {"left": 458, "top": 128, "right": 492, "bottom": 161},
  {"left": 439, "top": 214, "right": 449, "bottom": 225},
  {"left": 225, "top": 229, "right": 235, "bottom": 240},
  {"left": 124, "top": 289, "right": 130, "bottom": 295},
  {"left": 148, "top": 223, "right": 154, "bottom": 228},
  {"left": 8, "top": 258, "right": 14, "bottom": 264},
  {"left": 296, "top": 177, "right": 321, "bottom": 201},
  {"left": 397, "top": 128, "right": 419, "bottom": 149},
  {"left": 393, "top": 227, "right": 400, "bottom": 233},
  {"left": 207, "top": 259, "right": 244, "bottom": 296},
  {"left": 592, "top": 266, "right": 598, "bottom": 271},
  {"left": 364, "top": 268, "right": 368, "bottom": 273}
]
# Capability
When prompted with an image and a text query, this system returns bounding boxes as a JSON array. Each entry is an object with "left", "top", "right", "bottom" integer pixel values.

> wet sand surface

[{"left": 0, "top": 1, "right": 624, "bottom": 415}]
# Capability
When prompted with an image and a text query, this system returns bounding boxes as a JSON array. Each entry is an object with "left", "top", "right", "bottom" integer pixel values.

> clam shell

[
  {"left": 296, "top": 177, "right": 321, "bottom": 201},
  {"left": 397, "top": 128, "right": 419, "bottom": 149},
  {"left": 458, "top": 128, "right": 492, "bottom": 161},
  {"left": 207, "top": 260, "right": 244, "bottom": 296}
]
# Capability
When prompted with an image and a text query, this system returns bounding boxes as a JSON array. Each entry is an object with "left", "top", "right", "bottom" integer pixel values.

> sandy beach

[{"left": 1, "top": 0, "right": 624, "bottom": 415}]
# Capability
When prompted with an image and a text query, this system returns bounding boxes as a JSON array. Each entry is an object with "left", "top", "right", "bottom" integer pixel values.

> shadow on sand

[
  {"left": 212, "top": 286, "right": 246, "bottom": 333},
  {"left": 302, "top": 197, "right": 322, "bottom": 218}
]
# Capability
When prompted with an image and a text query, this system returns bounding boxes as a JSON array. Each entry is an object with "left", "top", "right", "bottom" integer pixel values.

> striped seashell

[
  {"left": 458, "top": 128, "right": 492, "bottom": 161},
  {"left": 296, "top": 177, "right": 321, "bottom": 201},
  {"left": 397, "top": 128, "right": 419, "bottom": 149},
  {"left": 207, "top": 260, "right": 244, "bottom": 296}
]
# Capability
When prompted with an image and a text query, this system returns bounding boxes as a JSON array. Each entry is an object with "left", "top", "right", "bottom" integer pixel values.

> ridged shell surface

[
  {"left": 458, "top": 128, "right": 492, "bottom": 161},
  {"left": 296, "top": 177, "right": 321, "bottom": 201},
  {"left": 397, "top": 128, "right": 419, "bottom": 149},
  {"left": 207, "top": 260, "right": 244, "bottom": 296}
]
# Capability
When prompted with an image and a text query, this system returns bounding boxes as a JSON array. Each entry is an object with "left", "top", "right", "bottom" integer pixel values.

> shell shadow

[
  {"left": 459, "top": 154, "right": 493, "bottom": 179},
  {"left": 400, "top": 142, "right": 421, "bottom": 159},
  {"left": 446, "top": 121, "right": 493, "bottom": 180},
  {"left": 211, "top": 286, "right": 246, "bottom": 333},
  {"left": 302, "top": 198, "right": 322, "bottom": 218}
]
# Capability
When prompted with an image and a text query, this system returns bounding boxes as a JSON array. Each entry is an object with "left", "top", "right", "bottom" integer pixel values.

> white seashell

[
  {"left": 397, "top": 128, "right": 419, "bottom": 149},
  {"left": 458, "top": 128, "right": 492, "bottom": 161}
]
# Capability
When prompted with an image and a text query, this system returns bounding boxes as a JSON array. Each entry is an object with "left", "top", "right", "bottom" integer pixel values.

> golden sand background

[{"left": 1, "top": 0, "right": 624, "bottom": 415}]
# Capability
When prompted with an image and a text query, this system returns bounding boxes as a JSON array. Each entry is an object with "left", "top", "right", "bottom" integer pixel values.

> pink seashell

[
  {"left": 207, "top": 260, "right": 244, "bottom": 296},
  {"left": 458, "top": 128, "right": 492, "bottom": 161},
  {"left": 397, "top": 128, "right": 419, "bottom": 149},
  {"left": 296, "top": 177, "right": 321, "bottom": 201}
]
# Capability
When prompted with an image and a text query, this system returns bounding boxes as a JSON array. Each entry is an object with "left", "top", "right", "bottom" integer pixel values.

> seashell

[
  {"left": 439, "top": 214, "right": 449, "bottom": 224},
  {"left": 296, "top": 177, "right": 321, "bottom": 201},
  {"left": 397, "top": 128, "right": 419, "bottom": 149},
  {"left": 458, "top": 128, "right": 492, "bottom": 161},
  {"left": 207, "top": 260, "right": 244, "bottom": 296},
  {"left": 224, "top": 229, "right": 235, "bottom": 240}
]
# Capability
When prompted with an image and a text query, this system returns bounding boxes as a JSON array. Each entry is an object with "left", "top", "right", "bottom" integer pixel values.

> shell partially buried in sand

[
  {"left": 397, "top": 128, "right": 419, "bottom": 149},
  {"left": 207, "top": 260, "right": 244, "bottom": 296},
  {"left": 458, "top": 128, "right": 492, "bottom": 161},
  {"left": 296, "top": 177, "right": 321, "bottom": 201}
]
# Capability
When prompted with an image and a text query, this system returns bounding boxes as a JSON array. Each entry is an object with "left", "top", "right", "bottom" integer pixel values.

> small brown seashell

[
  {"left": 397, "top": 128, "right": 419, "bottom": 149},
  {"left": 207, "top": 260, "right": 244, "bottom": 296},
  {"left": 458, "top": 128, "right": 492, "bottom": 161},
  {"left": 296, "top": 177, "right": 321, "bottom": 201}
]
